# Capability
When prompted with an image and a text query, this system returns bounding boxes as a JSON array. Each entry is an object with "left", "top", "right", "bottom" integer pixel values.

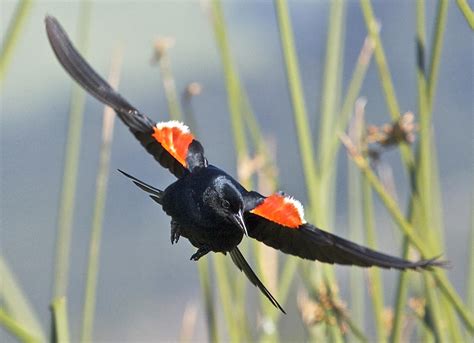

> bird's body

[
  {"left": 45, "top": 15, "right": 446, "bottom": 314},
  {"left": 161, "top": 165, "right": 246, "bottom": 254}
]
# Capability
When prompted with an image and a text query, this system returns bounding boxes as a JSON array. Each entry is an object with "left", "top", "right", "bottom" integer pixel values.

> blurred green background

[{"left": 1, "top": 0, "right": 472, "bottom": 341}]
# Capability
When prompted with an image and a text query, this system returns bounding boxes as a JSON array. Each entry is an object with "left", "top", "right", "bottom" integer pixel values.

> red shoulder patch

[
  {"left": 250, "top": 193, "right": 306, "bottom": 229},
  {"left": 152, "top": 121, "right": 195, "bottom": 167}
]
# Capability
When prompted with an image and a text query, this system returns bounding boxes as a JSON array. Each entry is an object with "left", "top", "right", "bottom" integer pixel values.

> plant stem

[
  {"left": 52, "top": 0, "right": 92, "bottom": 299},
  {"left": 274, "top": 0, "right": 320, "bottom": 212},
  {"left": 327, "top": 33, "right": 374, "bottom": 168},
  {"left": 50, "top": 297, "right": 70, "bottom": 343},
  {"left": 156, "top": 49, "right": 183, "bottom": 121},
  {"left": 0, "top": 0, "right": 33, "bottom": 84},
  {"left": 319, "top": 0, "right": 346, "bottom": 171},
  {"left": 0, "top": 309, "right": 39, "bottom": 343},
  {"left": 80, "top": 49, "right": 122, "bottom": 343},
  {"left": 359, "top": 0, "right": 415, "bottom": 169},
  {"left": 362, "top": 177, "right": 386, "bottom": 342},
  {"left": 415, "top": 2, "right": 451, "bottom": 340},
  {"left": 427, "top": 0, "right": 448, "bottom": 112},
  {"left": 210, "top": 0, "right": 248, "bottom": 163},
  {"left": 390, "top": 237, "right": 411, "bottom": 343},
  {"left": 469, "top": 199, "right": 474, "bottom": 312},
  {"left": 343, "top": 149, "right": 474, "bottom": 331},
  {"left": 212, "top": 254, "right": 240, "bottom": 341},
  {"left": 197, "top": 260, "right": 218, "bottom": 343},
  {"left": 348, "top": 162, "right": 365, "bottom": 332},
  {"left": 0, "top": 256, "right": 46, "bottom": 341},
  {"left": 455, "top": 0, "right": 474, "bottom": 29}
]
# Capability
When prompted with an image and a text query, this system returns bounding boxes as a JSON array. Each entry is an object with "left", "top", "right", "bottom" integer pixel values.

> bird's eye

[{"left": 222, "top": 199, "right": 230, "bottom": 209}]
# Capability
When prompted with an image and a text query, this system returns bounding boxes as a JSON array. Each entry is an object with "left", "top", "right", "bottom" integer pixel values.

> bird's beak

[{"left": 232, "top": 210, "right": 248, "bottom": 236}]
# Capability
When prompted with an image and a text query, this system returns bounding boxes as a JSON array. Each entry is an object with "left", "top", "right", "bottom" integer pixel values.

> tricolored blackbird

[{"left": 45, "top": 16, "right": 444, "bottom": 313}]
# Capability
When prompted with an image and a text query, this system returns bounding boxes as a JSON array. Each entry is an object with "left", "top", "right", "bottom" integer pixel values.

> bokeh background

[{"left": 1, "top": 0, "right": 472, "bottom": 341}]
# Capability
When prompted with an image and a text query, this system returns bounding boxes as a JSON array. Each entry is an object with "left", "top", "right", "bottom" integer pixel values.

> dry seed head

[
  {"left": 383, "top": 307, "right": 394, "bottom": 333},
  {"left": 297, "top": 290, "right": 326, "bottom": 325},
  {"left": 408, "top": 297, "right": 426, "bottom": 318},
  {"left": 153, "top": 37, "right": 176, "bottom": 61},
  {"left": 186, "top": 82, "right": 202, "bottom": 97},
  {"left": 365, "top": 111, "right": 417, "bottom": 147}
]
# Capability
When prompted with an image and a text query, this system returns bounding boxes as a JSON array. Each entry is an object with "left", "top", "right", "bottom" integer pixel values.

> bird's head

[{"left": 204, "top": 176, "right": 248, "bottom": 236}]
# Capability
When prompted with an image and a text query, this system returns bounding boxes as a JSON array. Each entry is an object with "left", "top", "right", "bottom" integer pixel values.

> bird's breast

[{"left": 161, "top": 172, "right": 244, "bottom": 252}]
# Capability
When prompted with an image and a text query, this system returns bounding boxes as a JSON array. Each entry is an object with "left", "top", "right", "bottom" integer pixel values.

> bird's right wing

[
  {"left": 45, "top": 16, "right": 206, "bottom": 178},
  {"left": 245, "top": 192, "right": 446, "bottom": 270}
]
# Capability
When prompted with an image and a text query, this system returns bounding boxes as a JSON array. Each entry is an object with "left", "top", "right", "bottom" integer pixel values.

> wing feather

[
  {"left": 245, "top": 193, "right": 446, "bottom": 270},
  {"left": 45, "top": 16, "right": 205, "bottom": 178}
]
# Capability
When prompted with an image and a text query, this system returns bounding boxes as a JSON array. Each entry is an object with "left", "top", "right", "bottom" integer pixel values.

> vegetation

[{"left": 1, "top": 0, "right": 473, "bottom": 342}]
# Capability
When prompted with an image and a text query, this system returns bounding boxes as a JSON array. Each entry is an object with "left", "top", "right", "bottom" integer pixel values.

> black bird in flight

[{"left": 45, "top": 16, "right": 444, "bottom": 313}]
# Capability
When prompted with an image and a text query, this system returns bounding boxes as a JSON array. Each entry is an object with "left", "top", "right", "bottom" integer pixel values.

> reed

[
  {"left": 1, "top": 1, "right": 471, "bottom": 341},
  {"left": 80, "top": 48, "right": 123, "bottom": 343},
  {"left": 0, "top": 0, "right": 32, "bottom": 84}
]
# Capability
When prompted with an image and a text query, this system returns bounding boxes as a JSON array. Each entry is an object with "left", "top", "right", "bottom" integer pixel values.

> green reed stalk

[
  {"left": 52, "top": 0, "right": 92, "bottom": 299},
  {"left": 80, "top": 50, "right": 122, "bottom": 342},
  {"left": 275, "top": 1, "right": 349, "bottom": 341},
  {"left": 362, "top": 177, "right": 386, "bottom": 342},
  {"left": 455, "top": 0, "right": 474, "bottom": 29},
  {"left": 393, "top": 1, "right": 451, "bottom": 340},
  {"left": 317, "top": 0, "right": 346, "bottom": 232},
  {"left": 343, "top": 149, "right": 474, "bottom": 331},
  {"left": 273, "top": 1, "right": 320, "bottom": 319},
  {"left": 0, "top": 309, "right": 38, "bottom": 343},
  {"left": 327, "top": 34, "right": 374, "bottom": 168},
  {"left": 210, "top": 0, "right": 248, "bottom": 163},
  {"left": 417, "top": 3, "right": 459, "bottom": 339},
  {"left": 155, "top": 46, "right": 183, "bottom": 121},
  {"left": 415, "top": 3, "right": 446, "bottom": 340},
  {"left": 358, "top": 4, "right": 418, "bottom": 337},
  {"left": 274, "top": 0, "right": 320, "bottom": 211},
  {"left": 319, "top": 0, "right": 346, "bottom": 172},
  {"left": 348, "top": 163, "right": 365, "bottom": 332},
  {"left": 359, "top": 0, "right": 400, "bottom": 122},
  {"left": 0, "top": 0, "right": 33, "bottom": 84},
  {"left": 390, "top": 237, "right": 411, "bottom": 343},
  {"left": 0, "top": 257, "right": 45, "bottom": 341},
  {"left": 427, "top": 0, "right": 448, "bottom": 111},
  {"left": 212, "top": 255, "right": 240, "bottom": 341},
  {"left": 197, "top": 260, "right": 218, "bottom": 343},
  {"left": 347, "top": 104, "right": 365, "bottom": 334},
  {"left": 359, "top": 0, "right": 415, "bottom": 169},
  {"left": 50, "top": 297, "right": 70, "bottom": 343},
  {"left": 315, "top": 1, "right": 348, "bottom": 340},
  {"left": 468, "top": 205, "right": 474, "bottom": 312}
]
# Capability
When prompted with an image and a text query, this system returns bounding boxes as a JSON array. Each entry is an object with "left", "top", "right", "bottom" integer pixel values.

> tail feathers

[
  {"left": 229, "top": 247, "right": 285, "bottom": 314},
  {"left": 118, "top": 169, "right": 163, "bottom": 204}
]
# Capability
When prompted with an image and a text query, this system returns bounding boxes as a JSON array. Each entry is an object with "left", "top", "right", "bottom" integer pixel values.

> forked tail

[
  {"left": 118, "top": 169, "right": 163, "bottom": 204},
  {"left": 229, "top": 247, "right": 285, "bottom": 313}
]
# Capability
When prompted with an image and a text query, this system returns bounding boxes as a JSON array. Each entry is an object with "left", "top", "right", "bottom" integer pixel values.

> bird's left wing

[
  {"left": 245, "top": 192, "right": 444, "bottom": 270},
  {"left": 45, "top": 16, "right": 206, "bottom": 177}
]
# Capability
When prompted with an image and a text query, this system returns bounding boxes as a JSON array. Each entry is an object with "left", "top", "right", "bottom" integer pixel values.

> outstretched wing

[
  {"left": 229, "top": 248, "right": 285, "bottom": 313},
  {"left": 245, "top": 192, "right": 445, "bottom": 270},
  {"left": 45, "top": 16, "right": 206, "bottom": 178}
]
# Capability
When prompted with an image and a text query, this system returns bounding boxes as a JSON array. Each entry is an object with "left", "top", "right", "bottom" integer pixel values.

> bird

[{"left": 45, "top": 15, "right": 445, "bottom": 313}]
